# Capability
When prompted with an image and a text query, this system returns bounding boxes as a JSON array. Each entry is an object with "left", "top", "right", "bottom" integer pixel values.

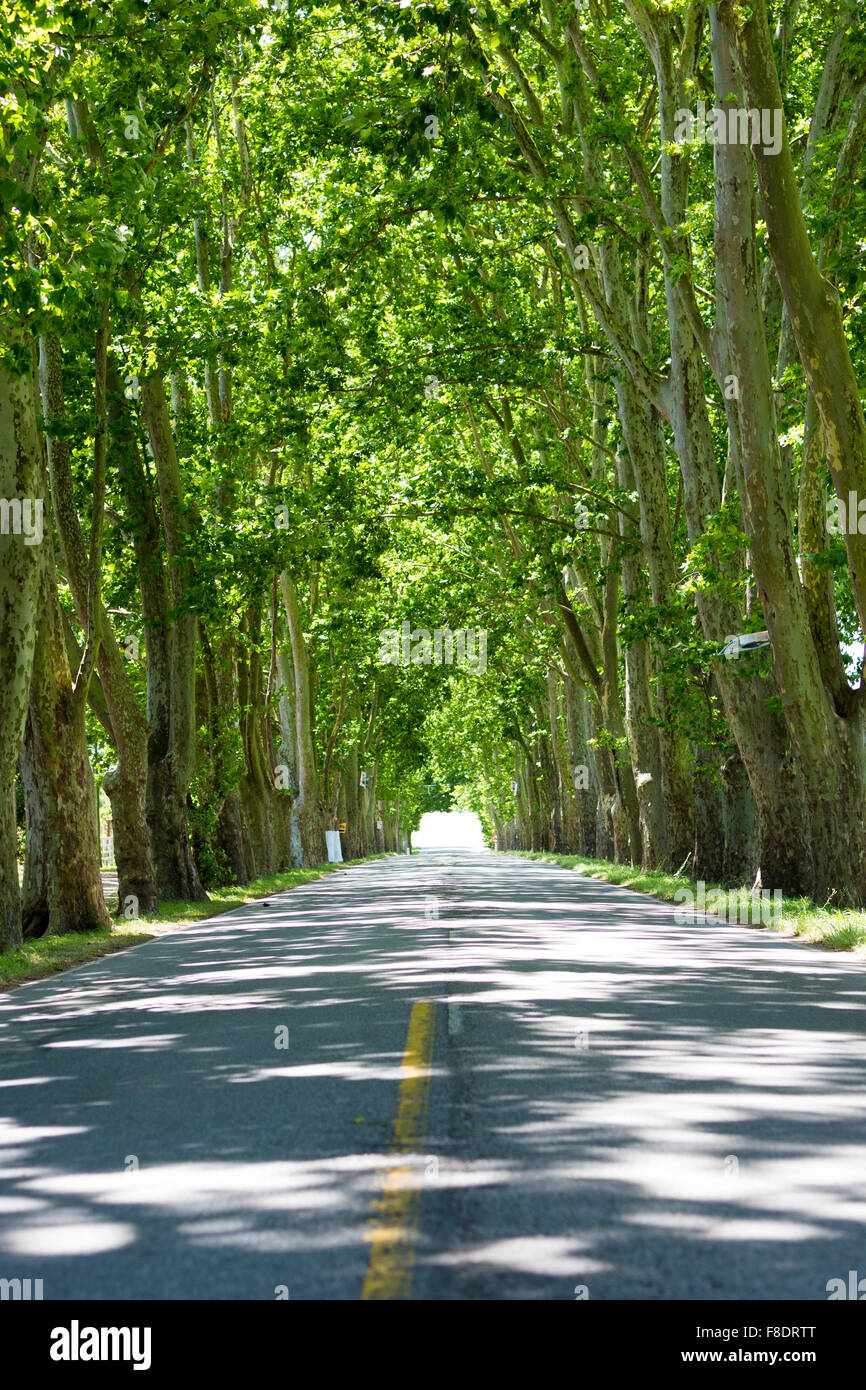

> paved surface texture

[{"left": 1, "top": 850, "right": 865, "bottom": 1301}]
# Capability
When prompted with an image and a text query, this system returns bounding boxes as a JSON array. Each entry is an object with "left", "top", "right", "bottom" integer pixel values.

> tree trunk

[
  {"left": 0, "top": 354, "right": 45, "bottom": 946},
  {"left": 735, "top": 0, "right": 866, "bottom": 638},
  {"left": 20, "top": 561, "right": 109, "bottom": 937},
  {"left": 43, "top": 350, "right": 158, "bottom": 914},
  {"left": 138, "top": 371, "right": 206, "bottom": 901},
  {"left": 712, "top": 4, "right": 866, "bottom": 904},
  {"left": 279, "top": 570, "right": 326, "bottom": 865}
]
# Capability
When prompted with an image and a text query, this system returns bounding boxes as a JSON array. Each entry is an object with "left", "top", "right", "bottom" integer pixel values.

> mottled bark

[
  {"left": 43, "top": 348, "right": 157, "bottom": 913},
  {"left": 549, "top": 671, "right": 581, "bottom": 854},
  {"left": 604, "top": 1, "right": 816, "bottom": 893},
  {"left": 616, "top": 444, "right": 670, "bottom": 868},
  {"left": 712, "top": 3, "right": 866, "bottom": 904},
  {"left": 138, "top": 371, "right": 206, "bottom": 901},
  {"left": 0, "top": 355, "right": 45, "bottom": 946},
  {"left": 20, "top": 559, "right": 109, "bottom": 937},
  {"left": 735, "top": 0, "right": 866, "bottom": 636},
  {"left": 200, "top": 634, "right": 249, "bottom": 884}
]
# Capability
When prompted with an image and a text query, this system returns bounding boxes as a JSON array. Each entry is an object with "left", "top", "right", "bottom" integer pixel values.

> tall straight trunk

[
  {"left": 616, "top": 444, "right": 670, "bottom": 868},
  {"left": 598, "top": 562, "right": 642, "bottom": 865},
  {"left": 353, "top": 693, "right": 377, "bottom": 859},
  {"left": 0, "top": 354, "right": 45, "bottom": 946},
  {"left": 515, "top": 741, "right": 542, "bottom": 850},
  {"left": 371, "top": 785, "right": 384, "bottom": 852},
  {"left": 139, "top": 371, "right": 206, "bottom": 901},
  {"left": 200, "top": 636, "right": 249, "bottom": 883},
  {"left": 363, "top": 749, "right": 381, "bottom": 854},
  {"left": 238, "top": 604, "right": 281, "bottom": 875},
  {"left": 528, "top": 696, "right": 558, "bottom": 851},
  {"left": 185, "top": 122, "right": 249, "bottom": 885},
  {"left": 558, "top": 581, "right": 640, "bottom": 863},
  {"left": 114, "top": 372, "right": 183, "bottom": 897},
  {"left": 343, "top": 743, "right": 362, "bottom": 860},
  {"left": 218, "top": 692, "right": 250, "bottom": 880},
  {"left": 279, "top": 570, "right": 326, "bottom": 865},
  {"left": 483, "top": 767, "right": 508, "bottom": 852},
  {"left": 583, "top": 697, "right": 625, "bottom": 861},
  {"left": 548, "top": 671, "right": 581, "bottom": 854},
  {"left": 276, "top": 646, "right": 306, "bottom": 866},
  {"left": 563, "top": 672, "right": 593, "bottom": 856},
  {"left": 363, "top": 770, "right": 379, "bottom": 853},
  {"left": 599, "top": 241, "right": 691, "bottom": 862},
  {"left": 512, "top": 751, "right": 530, "bottom": 848}
]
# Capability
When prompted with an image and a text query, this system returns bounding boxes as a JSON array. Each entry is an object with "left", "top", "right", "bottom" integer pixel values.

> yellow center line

[{"left": 361, "top": 1000, "right": 436, "bottom": 1300}]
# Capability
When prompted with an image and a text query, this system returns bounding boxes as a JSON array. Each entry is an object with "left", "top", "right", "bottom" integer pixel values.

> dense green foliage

[{"left": 2, "top": 0, "right": 865, "bottom": 944}]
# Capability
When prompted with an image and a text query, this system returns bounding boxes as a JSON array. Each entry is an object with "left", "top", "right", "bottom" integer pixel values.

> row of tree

[{"left": 2, "top": 0, "right": 865, "bottom": 950}]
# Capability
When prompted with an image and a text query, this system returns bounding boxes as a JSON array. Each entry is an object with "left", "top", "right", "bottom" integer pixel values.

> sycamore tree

[{"left": 3, "top": 0, "right": 866, "bottom": 939}]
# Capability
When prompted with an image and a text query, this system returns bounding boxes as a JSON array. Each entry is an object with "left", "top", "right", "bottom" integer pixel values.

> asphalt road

[{"left": 1, "top": 850, "right": 866, "bottom": 1301}]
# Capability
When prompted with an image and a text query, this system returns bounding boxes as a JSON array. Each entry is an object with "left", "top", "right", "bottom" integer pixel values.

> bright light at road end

[{"left": 412, "top": 811, "right": 486, "bottom": 851}]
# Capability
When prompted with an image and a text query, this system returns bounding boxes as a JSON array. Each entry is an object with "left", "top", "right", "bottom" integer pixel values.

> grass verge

[
  {"left": 511, "top": 851, "right": 866, "bottom": 956},
  {"left": 1, "top": 856, "right": 385, "bottom": 993}
]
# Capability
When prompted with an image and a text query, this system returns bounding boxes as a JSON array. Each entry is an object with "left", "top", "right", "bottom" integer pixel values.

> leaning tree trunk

[
  {"left": 41, "top": 349, "right": 158, "bottom": 914},
  {"left": 19, "top": 560, "right": 109, "bottom": 937},
  {"left": 589, "top": 0, "right": 818, "bottom": 895},
  {"left": 735, "top": 0, "right": 866, "bottom": 640},
  {"left": 712, "top": 4, "right": 866, "bottom": 904}
]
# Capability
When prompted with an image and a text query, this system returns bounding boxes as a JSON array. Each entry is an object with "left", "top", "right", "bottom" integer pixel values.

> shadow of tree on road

[{"left": 0, "top": 853, "right": 864, "bottom": 1299}]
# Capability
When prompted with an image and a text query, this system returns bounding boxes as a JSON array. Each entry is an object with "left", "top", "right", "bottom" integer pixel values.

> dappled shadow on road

[{"left": 0, "top": 851, "right": 865, "bottom": 1298}]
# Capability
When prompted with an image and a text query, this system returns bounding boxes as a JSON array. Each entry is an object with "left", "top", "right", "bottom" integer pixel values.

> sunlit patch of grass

[
  {"left": 819, "top": 923, "right": 866, "bottom": 951},
  {"left": 781, "top": 901, "right": 866, "bottom": 951},
  {"left": 1, "top": 856, "right": 391, "bottom": 992},
  {"left": 515, "top": 851, "right": 866, "bottom": 956},
  {"left": 138, "top": 863, "right": 347, "bottom": 926},
  {"left": 0, "top": 929, "right": 152, "bottom": 993}
]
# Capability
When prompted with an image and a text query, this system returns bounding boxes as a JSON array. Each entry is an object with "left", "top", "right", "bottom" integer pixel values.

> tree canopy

[{"left": 2, "top": 0, "right": 865, "bottom": 945}]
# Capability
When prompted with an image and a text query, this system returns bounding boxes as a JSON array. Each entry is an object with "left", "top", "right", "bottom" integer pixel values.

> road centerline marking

[{"left": 361, "top": 1000, "right": 436, "bottom": 1300}]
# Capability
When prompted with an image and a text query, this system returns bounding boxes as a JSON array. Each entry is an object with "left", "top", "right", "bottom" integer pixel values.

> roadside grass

[
  {"left": 0, "top": 856, "right": 387, "bottom": 993},
  {"left": 0, "top": 929, "right": 156, "bottom": 992},
  {"left": 123, "top": 862, "right": 349, "bottom": 927},
  {"left": 512, "top": 851, "right": 866, "bottom": 956}
]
